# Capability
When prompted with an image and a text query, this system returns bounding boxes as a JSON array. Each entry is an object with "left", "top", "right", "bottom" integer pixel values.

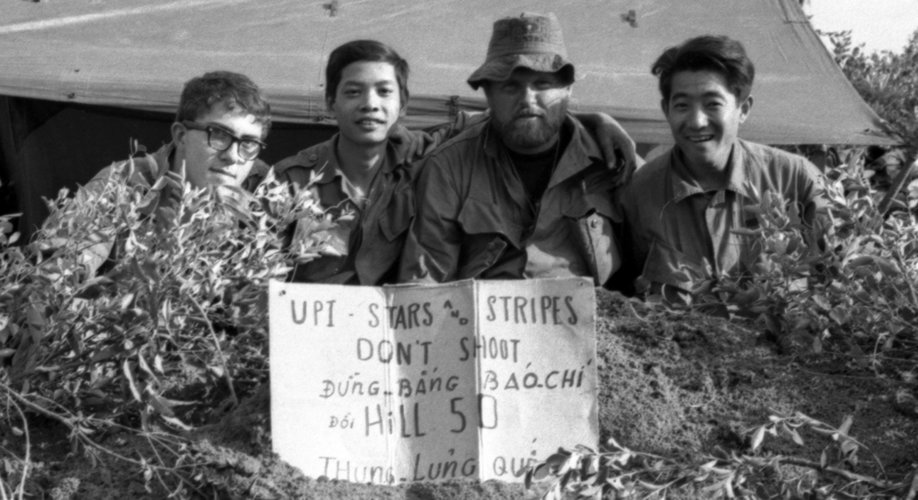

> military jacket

[
  {"left": 616, "top": 139, "right": 826, "bottom": 300},
  {"left": 399, "top": 115, "right": 621, "bottom": 286},
  {"left": 273, "top": 134, "right": 418, "bottom": 285}
]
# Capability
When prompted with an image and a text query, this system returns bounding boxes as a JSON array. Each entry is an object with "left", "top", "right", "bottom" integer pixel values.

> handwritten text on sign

[{"left": 269, "top": 278, "right": 597, "bottom": 484}]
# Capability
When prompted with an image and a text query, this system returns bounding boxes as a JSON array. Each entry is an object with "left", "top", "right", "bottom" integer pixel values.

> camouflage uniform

[{"left": 273, "top": 133, "right": 419, "bottom": 285}]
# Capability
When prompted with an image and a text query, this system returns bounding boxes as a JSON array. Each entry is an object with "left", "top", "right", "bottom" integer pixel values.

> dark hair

[
  {"left": 175, "top": 71, "right": 271, "bottom": 137},
  {"left": 325, "top": 40, "right": 409, "bottom": 106},
  {"left": 651, "top": 35, "right": 755, "bottom": 104}
]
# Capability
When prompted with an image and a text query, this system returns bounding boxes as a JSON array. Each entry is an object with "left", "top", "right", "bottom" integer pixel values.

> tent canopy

[{"left": 0, "top": 0, "right": 895, "bottom": 146}]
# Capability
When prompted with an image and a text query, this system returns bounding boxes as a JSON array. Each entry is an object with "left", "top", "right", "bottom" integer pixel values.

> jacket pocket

[
  {"left": 457, "top": 197, "right": 524, "bottom": 248},
  {"left": 378, "top": 187, "right": 415, "bottom": 243},
  {"left": 562, "top": 191, "right": 620, "bottom": 221},
  {"left": 455, "top": 198, "right": 522, "bottom": 279},
  {"left": 563, "top": 193, "right": 621, "bottom": 285}
]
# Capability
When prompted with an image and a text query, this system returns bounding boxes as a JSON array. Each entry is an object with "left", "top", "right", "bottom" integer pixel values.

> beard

[{"left": 492, "top": 98, "right": 569, "bottom": 153}]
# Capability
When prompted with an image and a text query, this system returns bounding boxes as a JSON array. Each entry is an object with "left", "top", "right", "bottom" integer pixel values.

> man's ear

[
  {"left": 660, "top": 98, "right": 669, "bottom": 117},
  {"left": 739, "top": 95, "right": 754, "bottom": 124},
  {"left": 170, "top": 122, "right": 186, "bottom": 144},
  {"left": 326, "top": 95, "right": 336, "bottom": 113}
]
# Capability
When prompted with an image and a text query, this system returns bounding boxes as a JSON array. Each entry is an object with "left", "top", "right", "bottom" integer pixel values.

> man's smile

[{"left": 355, "top": 118, "right": 386, "bottom": 130}]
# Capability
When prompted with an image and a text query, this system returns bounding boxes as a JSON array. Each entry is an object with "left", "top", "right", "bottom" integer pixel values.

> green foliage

[
  {"left": 712, "top": 150, "right": 918, "bottom": 382},
  {"left": 0, "top": 162, "right": 327, "bottom": 496},
  {"left": 825, "top": 29, "right": 918, "bottom": 154},
  {"left": 526, "top": 413, "right": 911, "bottom": 499},
  {"left": 527, "top": 149, "right": 918, "bottom": 500}
]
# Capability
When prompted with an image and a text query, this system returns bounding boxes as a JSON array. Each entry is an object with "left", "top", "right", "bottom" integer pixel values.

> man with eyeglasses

[
  {"left": 177, "top": 121, "right": 267, "bottom": 188},
  {"left": 42, "top": 70, "right": 272, "bottom": 277},
  {"left": 159, "top": 71, "right": 271, "bottom": 193}
]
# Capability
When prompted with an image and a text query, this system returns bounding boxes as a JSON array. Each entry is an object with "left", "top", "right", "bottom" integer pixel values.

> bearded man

[{"left": 399, "top": 12, "right": 621, "bottom": 285}]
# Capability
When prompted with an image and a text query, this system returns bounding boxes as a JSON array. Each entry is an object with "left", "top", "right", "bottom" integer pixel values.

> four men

[{"left": 54, "top": 15, "right": 829, "bottom": 302}]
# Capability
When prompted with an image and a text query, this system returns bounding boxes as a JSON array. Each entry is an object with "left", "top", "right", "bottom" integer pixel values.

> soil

[{"left": 5, "top": 289, "right": 918, "bottom": 499}]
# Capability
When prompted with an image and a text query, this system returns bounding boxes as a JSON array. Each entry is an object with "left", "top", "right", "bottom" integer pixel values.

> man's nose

[
  {"left": 687, "top": 107, "right": 708, "bottom": 128},
  {"left": 521, "top": 85, "right": 538, "bottom": 105},
  {"left": 361, "top": 91, "right": 381, "bottom": 110}
]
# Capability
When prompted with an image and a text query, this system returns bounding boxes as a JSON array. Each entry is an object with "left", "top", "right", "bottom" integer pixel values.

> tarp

[
  {"left": 0, "top": 0, "right": 895, "bottom": 145},
  {"left": 0, "top": 0, "right": 897, "bottom": 234}
]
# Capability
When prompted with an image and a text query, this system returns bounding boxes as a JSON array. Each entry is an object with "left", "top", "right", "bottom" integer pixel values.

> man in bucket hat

[{"left": 399, "top": 12, "right": 621, "bottom": 285}]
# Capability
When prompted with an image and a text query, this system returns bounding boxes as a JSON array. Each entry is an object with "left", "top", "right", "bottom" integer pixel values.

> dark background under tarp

[
  {"left": 0, "top": 0, "right": 897, "bottom": 236},
  {"left": 0, "top": 96, "right": 336, "bottom": 235}
]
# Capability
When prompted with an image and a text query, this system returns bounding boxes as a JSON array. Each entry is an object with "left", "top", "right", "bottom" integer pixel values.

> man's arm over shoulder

[
  {"left": 613, "top": 151, "right": 668, "bottom": 222},
  {"left": 388, "top": 111, "right": 489, "bottom": 162},
  {"left": 573, "top": 111, "right": 643, "bottom": 185},
  {"left": 607, "top": 153, "right": 671, "bottom": 295},
  {"left": 397, "top": 152, "right": 465, "bottom": 283}
]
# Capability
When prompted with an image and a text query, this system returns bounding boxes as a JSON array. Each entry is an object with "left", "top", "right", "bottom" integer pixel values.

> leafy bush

[
  {"left": 526, "top": 412, "right": 909, "bottom": 499},
  {"left": 526, "top": 150, "right": 918, "bottom": 500},
  {"left": 824, "top": 28, "right": 918, "bottom": 155},
  {"left": 0, "top": 162, "right": 326, "bottom": 496},
  {"left": 706, "top": 150, "right": 918, "bottom": 384}
]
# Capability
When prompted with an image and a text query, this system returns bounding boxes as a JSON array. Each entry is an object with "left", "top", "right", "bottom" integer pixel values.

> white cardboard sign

[{"left": 269, "top": 277, "right": 597, "bottom": 484}]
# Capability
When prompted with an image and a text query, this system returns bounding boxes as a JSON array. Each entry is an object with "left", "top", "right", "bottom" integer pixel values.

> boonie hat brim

[
  {"left": 467, "top": 54, "right": 575, "bottom": 90},
  {"left": 468, "top": 12, "right": 575, "bottom": 90}
]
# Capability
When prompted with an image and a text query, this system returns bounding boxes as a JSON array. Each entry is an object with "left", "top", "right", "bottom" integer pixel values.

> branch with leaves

[
  {"left": 0, "top": 164, "right": 334, "bottom": 497},
  {"left": 526, "top": 412, "right": 915, "bottom": 499}
]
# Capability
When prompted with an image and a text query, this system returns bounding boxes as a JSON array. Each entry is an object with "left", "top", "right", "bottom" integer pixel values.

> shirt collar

[
  {"left": 310, "top": 135, "right": 344, "bottom": 186},
  {"left": 668, "top": 140, "right": 754, "bottom": 202},
  {"left": 311, "top": 133, "right": 405, "bottom": 201},
  {"left": 722, "top": 140, "right": 755, "bottom": 198},
  {"left": 481, "top": 113, "right": 603, "bottom": 186},
  {"left": 551, "top": 115, "right": 603, "bottom": 187}
]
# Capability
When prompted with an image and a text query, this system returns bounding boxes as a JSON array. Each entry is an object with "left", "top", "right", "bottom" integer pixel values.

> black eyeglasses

[{"left": 181, "top": 121, "right": 266, "bottom": 161}]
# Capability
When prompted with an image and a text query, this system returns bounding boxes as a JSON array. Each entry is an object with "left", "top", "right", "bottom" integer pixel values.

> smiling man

[
  {"left": 44, "top": 70, "right": 271, "bottom": 277},
  {"left": 134, "top": 70, "right": 270, "bottom": 193},
  {"left": 275, "top": 36, "right": 636, "bottom": 286},
  {"left": 272, "top": 40, "right": 417, "bottom": 285},
  {"left": 614, "top": 35, "right": 826, "bottom": 304},
  {"left": 399, "top": 12, "right": 621, "bottom": 285}
]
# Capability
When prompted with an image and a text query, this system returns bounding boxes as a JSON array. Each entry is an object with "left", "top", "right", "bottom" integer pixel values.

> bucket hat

[{"left": 467, "top": 12, "right": 575, "bottom": 90}]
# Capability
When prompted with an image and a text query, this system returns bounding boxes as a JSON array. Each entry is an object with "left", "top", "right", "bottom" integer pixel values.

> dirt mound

[
  {"left": 12, "top": 289, "right": 918, "bottom": 498},
  {"left": 595, "top": 290, "right": 917, "bottom": 474}
]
